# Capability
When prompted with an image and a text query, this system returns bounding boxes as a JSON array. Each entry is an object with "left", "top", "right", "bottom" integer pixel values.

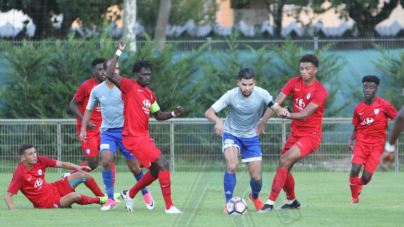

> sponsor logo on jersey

[
  {"left": 361, "top": 118, "right": 374, "bottom": 126},
  {"left": 100, "top": 144, "right": 110, "bottom": 150},
  {"left": 37, "top": 169, "right": 42, "bottom": 176},
  {"left": 306, "top": 93, "right": 311, "bottom": 99},
  {"left": 295, "top": 98, "right": 306, "bottom": 111},
  {"left": 142, "top": 99, "right": 151, "bottom": 114},
  {"left": 34, "top": 178, "right": 43, "bottom": 189},
  {"left": 85, "top": 149, "right": 90, "bottom": 155},
  {"left": 374, "top": 109, "right": 379, "bottom": 115}
]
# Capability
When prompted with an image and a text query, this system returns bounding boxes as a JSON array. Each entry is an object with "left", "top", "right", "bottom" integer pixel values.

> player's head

[
  {"left": 92, "top": 57, "right": 106, "bottom": 82},
  {"left": 103, "top": 58, "right": 119, "bottom": 77},
  {"left": 237, "top": 67, "right": 255, "bottom": 97},
  {"left": 132, "top": 58, "right": 153, "bottom": 87},
  {"left": 362, "top": 75, "right": 379, "bottom": 101},
  {"left": 299, "top": 54, "right": 319, "bottom": 83},
  {"left": 18, "top": 143, "right": 37, "bottom": 164}
]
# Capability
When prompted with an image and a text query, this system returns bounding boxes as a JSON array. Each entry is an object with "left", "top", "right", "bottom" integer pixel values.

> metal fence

[
  {"left": 5, "top": 37, "right": 404, "bottom": 51},
  {"left": 0, "top": 118, "right": 401, "bottom": 173}
]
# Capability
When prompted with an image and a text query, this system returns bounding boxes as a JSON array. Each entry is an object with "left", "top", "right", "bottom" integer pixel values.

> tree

[
  {"left": 123, "top": 0, "right": 137, "bottom": 51},
  {"left": 154, "top": 0, "right": 171, "bottom": 50}
]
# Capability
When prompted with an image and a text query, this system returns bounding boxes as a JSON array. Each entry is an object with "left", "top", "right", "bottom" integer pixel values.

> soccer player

[
  {"left": 347, "top": 75, "right": 397, "bottom": 203},
  {"left": 380, "top": 106, "right": 404, "bottom": 171},
  {"left": 68, "top": 58, "right": 116, "bottom": 182},
  {"left": 204, "top": 67, "right": 289, "bottom": 213},
  {"left": 256, "top": 54, "right": 328, "bottom": 212},
  {"left": 5, "top": 143, "right": 109, "bottom": 210},
  {"left": 80, "top": 58, "right": 154, "bottom": 211},
  {"left": 105, "top": 41, "right": 184, "bottom": 214}
]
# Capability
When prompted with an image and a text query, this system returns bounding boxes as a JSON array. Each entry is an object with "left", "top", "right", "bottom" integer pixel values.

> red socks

[
  {"left": 129, "top": 171, "right": 157, "bottom": 198},
  {"left": 269, "top": 168, "right": 288, "bottom": 201},
  {"left": 283, "top": 173, "right": 296, "bottom": 201},
  {"left": 76, "top": 194, "right": 100, "bottom": 205},
  {"left": 84, "top": 178, "right": 105, "bottom": 197},
  {"left": 70, "top": 162, "right": 90, "bottom": 174},
  {"left": 159, "top": 171, "right": 174, "bottom": 210},
  {"left": 358, "top": 176, "right": 372, "bottom": 185},
  {"left": 349, "top": 175, "right": 359, "bottom": 200}
]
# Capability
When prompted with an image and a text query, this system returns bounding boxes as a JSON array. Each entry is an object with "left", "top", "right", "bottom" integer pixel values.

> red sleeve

[
  {"left": 384, "top": 100, "right": 398, "bottom": 120},
  {"left": 74, "top": 81, "right": 88, "bottom": 102},
  {"left": 37, "top": 156, "right": 57, "bottom": 168},
  {"left": 7, "top": 167, "right": 23, "bottom": 194},
  {"left": 310, "top": 86, "right": 328, "bottom": 106},
  {"left": 352, "top": 106, "right": 361, "bottom": 126},
  {"left": 151, "top": 91, "right": 157, "bottom": 104},
  {"left": 119, "top": 78, "right": 136, "bottom": 94},
  {"left": 280, "top": 78, "right": 296, "bottom": 96}
]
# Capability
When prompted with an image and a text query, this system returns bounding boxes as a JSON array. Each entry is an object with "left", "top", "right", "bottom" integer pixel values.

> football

[{"left": 226, "top": 197, "right": 248, "bottom": 215}]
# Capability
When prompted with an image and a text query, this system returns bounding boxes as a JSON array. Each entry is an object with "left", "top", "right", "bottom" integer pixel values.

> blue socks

[
  {"left": 134, "top": 170, "right": 149, "bottom": 196},
  {"left": 102, "top": 170, "right": 114, "bottom": 200},
  {"left": 250, "top": 179, "right": 262, "bottom": 200},
  {"left": 224, "top": 171, "right": 237, "bottom": 203}
]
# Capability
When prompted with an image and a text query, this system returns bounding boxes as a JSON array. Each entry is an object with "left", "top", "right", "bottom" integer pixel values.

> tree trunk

[
  {"left": 154, "top": 0, "right": 171, "bottom": 51},
  {"left": 123, "top": 0, "right": 137, "bottom": 51}
]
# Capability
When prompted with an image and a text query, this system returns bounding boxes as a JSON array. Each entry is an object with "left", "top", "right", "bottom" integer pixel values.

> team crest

[
  {"left": 85, "top": 149, "right": 90, "bottom": 155},
  {"left": 37, "top": 169, "right": 42, "bottom": 175},
  {"left": 306, "top": 93, "right": 311, "bottom": 99},
  {"left": 374, "top": 109, "right": 379, "bottom": 115}
]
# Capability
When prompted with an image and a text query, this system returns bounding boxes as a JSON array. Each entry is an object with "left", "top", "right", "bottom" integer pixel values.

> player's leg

[
  {"left": 247, "top": 160, "right": 264, "bottom": 211},
  {"left": 59, "top": 192, "right": 101, "bottom": 207},
  {"left": 358, "top": 145, "right": 382, "bottom": 195},
  {"left": 67, "top": 171, "right": 104, "bottom": 197},
  {"left": 350, "top": 142, "right": 367, "bottom": 203}
]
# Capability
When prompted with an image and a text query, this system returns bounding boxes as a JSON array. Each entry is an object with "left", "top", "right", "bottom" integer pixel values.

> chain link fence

[{"left": 0, "top": 118, "right": 401, "bottom": 173}]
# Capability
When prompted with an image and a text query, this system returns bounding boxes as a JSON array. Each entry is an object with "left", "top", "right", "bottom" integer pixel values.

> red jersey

[
  {"left": 74, "top": 78, "right": 102, "bottom": 126},
  {"left": 352, "top": 97, "right": 397, "bottom": 145},
  {"left": 118, "top": 78, "right": 157, "bottom": 136},
  {"left": 281, "top": 77, "right": 328, "bottom": 137},
  {"left": 7, "top": 156, "right": 57, "bottom": 208}
]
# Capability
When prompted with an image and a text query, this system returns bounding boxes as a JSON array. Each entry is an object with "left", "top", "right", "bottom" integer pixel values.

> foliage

[{"left": 372, "top": 43, "right": 404, "bottom": 110}]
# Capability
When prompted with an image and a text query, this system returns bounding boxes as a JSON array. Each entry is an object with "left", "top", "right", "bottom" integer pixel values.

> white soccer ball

[{"left": 226, "top": 197, "right": 248, "bottom": 215}]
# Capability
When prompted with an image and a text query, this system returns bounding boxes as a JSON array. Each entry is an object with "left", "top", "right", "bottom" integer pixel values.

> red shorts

[
  {"left": 77, "top": 126, "right": 100, "bottom": 157},
  {"left": 351, "top": 142, "right": 384, "bottom": 174},
  {"left": 123, "top": 135, "right": 161, "bottom": 169},
  {"left": 39, "top": 178, "right": 74, "bottom": 209},
  {"left": 282, "top": 135, "right": 321, "bottom": 158}
]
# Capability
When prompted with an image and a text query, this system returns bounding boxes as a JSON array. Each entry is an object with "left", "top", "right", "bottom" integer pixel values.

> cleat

[
  {"left": 350, "top": 199, "right": 359, "bottom": 204},
  {"left": 123, "top": 190, "right": 135, "bottom": 212},
  {"left": 99, "top": 196, "right": 107, "bottom": 205},
  {"left": 358, "top": 185, "right": 363, "bottom": 196},
  {"left": 257, "top": 204, "right": 273, "bottom": 213},
  {"left": 276, "top": 199, "right": 302, "bottom": 210},
  {"left": 114, "top": 193, "right": 122, "bottom": 203},
  {"left": 165, "top": 206, "right": 183, "bottom": 214},
  {"left": 143, "top": 192, "right": 155, "bottom": 210},
  {"left": 120, "top": 190, "right": 128, "bottom": 199},
  {"left": 223, "top": 204, "right": 228, "bottom": 214},
  {"left": 249, "top": 193, "right": 264, "bottom": 211},
  {"left": 101, "top": 198, "right": 117, "bottom": 211},
  {"left": 61, "top": 173, "right": 70, "bottom": 178}
]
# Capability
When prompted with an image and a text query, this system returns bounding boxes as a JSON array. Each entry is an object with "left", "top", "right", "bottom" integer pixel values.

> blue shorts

[
  {"left": 222, "top": 132, "right": 262, "bottom": 163},
  {"left": 100, "top": 128, "right": 135, "bottom": 159}
]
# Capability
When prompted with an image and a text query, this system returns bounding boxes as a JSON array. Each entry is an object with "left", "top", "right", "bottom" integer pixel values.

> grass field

[{"left": 0, "top": 171, "right": 403, "bottom": 227}]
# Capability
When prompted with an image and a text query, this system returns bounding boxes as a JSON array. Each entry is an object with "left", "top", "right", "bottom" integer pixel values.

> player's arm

[
  {"left": 54, "top": 161, "right": 91, "bottom": 172},
  {"left": 70, "top": 97, "right": 95, "bottom": 130},
  {"left": 5, "top": 192, "right": 17, "bottom": 210},
  {"left": 80, "top": 110, "right": 93, "bottom": 142},
  {"left": 256, "top": 92, "right": 289, "bottom": 135},
  {"left": 286, "top": 102, "right": 319, "bottom": 120},
  {"left": 205, "top": 107, "right": 224, "bottom": 137},
  {"left": 106, "top": 40, "right": 126, "bottom": 87},
  {"left": 348, "top": 126, "right": 357, "bottom": 153},
  {"left": 153, "top": 106, "right": 184, "bottom": 121}
]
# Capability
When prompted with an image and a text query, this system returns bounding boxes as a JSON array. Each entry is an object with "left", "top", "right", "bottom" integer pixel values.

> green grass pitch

[{"left": 0, "top": 171, "right": 403, "bottom": 227}]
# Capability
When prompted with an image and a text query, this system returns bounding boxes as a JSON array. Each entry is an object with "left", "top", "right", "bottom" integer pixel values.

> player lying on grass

[
  {"left": 5, "top": 143, "right": 114, "bottom": 210},
  {"left": 256, "top": 54, "right": 328, "bottom": 212},
  {"left": 105, "top": 41, "right": 184, "bottom": 214},
  {"left": 380, "top": 106, "right": 404, "bottom": 171},
  {"left": 80, "top": 58, "right": 154, "bottom": 211},
  {"left": 205, "top": 67, "right": 289, "bottom": 213},
  {"left": 348, "top": 75, "right": 397, "bottom": 204}
]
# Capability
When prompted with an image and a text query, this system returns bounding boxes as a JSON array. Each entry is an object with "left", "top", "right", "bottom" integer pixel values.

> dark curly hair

[
  {"left": 300, "top": 54, "right": 319, "bottom": 68},
  {"left": 132, "top": 57, "right": 153, "bottom": 74},
  {"left": 238, "top": 67, "right": 254, "bottom": 80},
  {"left": 362, "top": 75, "right": 380, "bottom": 85},
  {"left": 103, "top": 58, "right": 113, "bottom": 70},
  {"left": 91, "top": 57, "right": 106, "bottom": 69}
]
